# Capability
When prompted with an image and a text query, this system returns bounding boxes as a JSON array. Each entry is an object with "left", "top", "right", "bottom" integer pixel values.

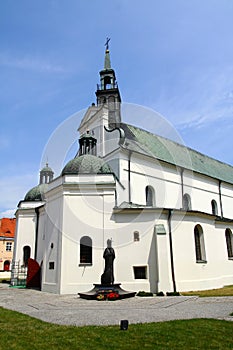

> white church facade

[{"left": 13, "top": 45, "right": 233, "bottom": 294}]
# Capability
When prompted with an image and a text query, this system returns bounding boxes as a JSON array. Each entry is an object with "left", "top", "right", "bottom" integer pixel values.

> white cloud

[
  {"left": 0, "top": 52, "right": 65, "bottom": 73},
  {"left": 165, "top": 65, "right": 233, "bottom": 132},
  {"left": 0, "top": 209, "right": 15, "bottom": 218},
  {"left": 0, "top": 173, "right": 37, "bottom": 216}
]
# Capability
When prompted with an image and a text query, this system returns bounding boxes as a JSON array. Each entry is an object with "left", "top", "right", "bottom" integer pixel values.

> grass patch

[
  {"left": 182, "top": 285, "right": 233, "bottom": 297},
  {"left": 0, "top": 307, "right": 233, "bottom": 350}
]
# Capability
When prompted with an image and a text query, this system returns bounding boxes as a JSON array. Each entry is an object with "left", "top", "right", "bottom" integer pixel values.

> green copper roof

[
  {"left": 24, "top": 184, "right": 48, "bottom": 201},
  {"left": 121, "top": 123, "right": 233, "bottom": 184},
  {"left": 62, "top": 154, "right": 113, "bottom": 175},
  {"left": 41, "top": 165, "right": 53, "bottom": 173}
]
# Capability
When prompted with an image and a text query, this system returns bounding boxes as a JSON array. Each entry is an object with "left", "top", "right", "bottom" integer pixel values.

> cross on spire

[{"left": 105, "top": 37, "right": 110, "bottom": 51}]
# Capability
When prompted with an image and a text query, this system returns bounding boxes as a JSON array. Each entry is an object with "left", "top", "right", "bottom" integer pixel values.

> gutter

[
  {"left": 128, "top": 150, "right": 132, "bottom": 203},
  {"left": 34, "top": 208, "right": 39, "bottom": 261},
  {"left": 180, "top": 168, "right": 184, "bottom": 208},
  {"left": 218, "top": 180, "right": 223, "bottom": 218}
]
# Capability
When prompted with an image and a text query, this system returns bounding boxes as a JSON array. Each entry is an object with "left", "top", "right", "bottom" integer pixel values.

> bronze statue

[{"left": 101, "top": 239, "right": 115, "bottom": 285}]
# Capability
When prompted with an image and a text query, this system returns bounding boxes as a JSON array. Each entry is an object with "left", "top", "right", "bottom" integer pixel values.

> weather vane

[{"left": 105, "top": 37, "right": 110, "bottom": 51}]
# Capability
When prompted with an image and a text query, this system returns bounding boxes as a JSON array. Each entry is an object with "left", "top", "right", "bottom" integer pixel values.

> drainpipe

[
  {"left": 180, "top": 168, "right": 184, "bottom": 208},
  {"left": 128, "top": 151, "right": 132, "bottom": 203},
  {"left": 168, "top": 209, "right": 177, "bottom": 293},
  {"left": 34, "top": 208, "right": 39, "bottom": 261},
  {"left": 218, "top": 180, "right": 223, "bottom": 218},
  {"left": 114, "top": 189, "right": 117, "bottom": 207}
]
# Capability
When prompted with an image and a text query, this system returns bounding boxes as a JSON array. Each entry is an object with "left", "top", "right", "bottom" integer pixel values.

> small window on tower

[{"left": 104, "top": 76, "right": 112, "bottom": 89}]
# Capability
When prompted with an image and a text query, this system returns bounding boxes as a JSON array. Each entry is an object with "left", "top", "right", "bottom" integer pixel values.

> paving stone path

[{"left": 0, "top": 284, "right": 232, "bottom": 326}]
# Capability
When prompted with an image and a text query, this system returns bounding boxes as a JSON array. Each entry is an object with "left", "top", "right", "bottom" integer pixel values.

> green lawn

[
  {"left": 0, "top": 307, "right": 232, "bottom": 350},
  {"left": 182, "top": 285, "right": 233, "bottom": 297}
]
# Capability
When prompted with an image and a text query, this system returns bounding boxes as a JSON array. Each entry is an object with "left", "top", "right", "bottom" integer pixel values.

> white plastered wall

[
  {"left": 41, "top": 186, "right": 63, "bottom": 294},
  {"left": 172, "top": 212, "right": 233, "bottom": 291},
  {"left": 14, "top": 208, "right": 37, "bottom": 265}
]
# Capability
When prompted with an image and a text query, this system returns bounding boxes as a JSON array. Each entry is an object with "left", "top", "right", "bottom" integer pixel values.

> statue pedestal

[{"left": 78, "top": 283, "right": 136, "bottom": 300}]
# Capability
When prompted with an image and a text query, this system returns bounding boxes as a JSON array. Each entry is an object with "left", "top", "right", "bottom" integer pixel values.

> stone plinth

[{"left": 78, "top": 283, "right": 136, "bottom": 300}]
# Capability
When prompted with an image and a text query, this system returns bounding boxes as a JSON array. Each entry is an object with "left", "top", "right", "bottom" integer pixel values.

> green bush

[
  {"left": 166, "top": 291, "right": 180, "bottom": 296},
  {"left": 137, "top": 291, "right": 154, "bottom": 297}
]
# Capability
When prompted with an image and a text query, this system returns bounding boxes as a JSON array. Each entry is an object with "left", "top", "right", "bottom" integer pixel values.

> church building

[{"left": 13, "top": 44, "right": 233, "bottom": 294}]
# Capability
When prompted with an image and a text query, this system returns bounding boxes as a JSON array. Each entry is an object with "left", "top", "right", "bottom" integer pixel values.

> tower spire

[
  {"left": 95, "top": 38, "right": 121, "bottom": 128},
  {"left": 104, "top": 37, "right": 111, "bottom": 69}
]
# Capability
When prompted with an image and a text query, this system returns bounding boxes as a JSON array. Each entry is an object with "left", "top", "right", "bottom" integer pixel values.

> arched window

[
  {"left": 225, "top": 229, "right": 233, "bottom": 259},
  {"left": 23, "top": 246, "right": 31, "bottom": 267},
  {"left": 183, "top": 193, "right": 192, "bottom": 210},
  {"left": 146, "top": 186, "right": 155, "bottom": 206},
  {"left": 194, "top": 225, "right": 207, "bottom": 262},
  {"left": 99, "top": 97, "right": 106, "bottom": 104},
  {"left": 211, "top": 200, "right": 218, "bottom": 215},
  {"left": 4, "top": 260, "right": 10, "bottom": 271},
  {"left": 80, "top": 236, "right": 92, "bottom": 264},
  {"left": 104, "top": 76, "right": 112, "bottom": 89}
]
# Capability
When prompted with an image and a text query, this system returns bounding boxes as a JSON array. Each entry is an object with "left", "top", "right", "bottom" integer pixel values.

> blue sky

[{"left": 1, "top": 0, "right": 233, "bottom": 217}]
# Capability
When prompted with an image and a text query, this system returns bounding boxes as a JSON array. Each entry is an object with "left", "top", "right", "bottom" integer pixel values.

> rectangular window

[
  {"left": 6, "top": 242, "right": 12, "bottom": 252},
  {"left": 49, "top": 262, "right": 55, "bottom": 270},
  {"left": 133, "top": 266, "right": 147, "bottom": 279}
]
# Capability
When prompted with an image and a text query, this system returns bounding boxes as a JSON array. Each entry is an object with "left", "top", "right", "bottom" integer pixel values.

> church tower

[{"left": 95, "top": 38, "right": 121, "bottom": 129}]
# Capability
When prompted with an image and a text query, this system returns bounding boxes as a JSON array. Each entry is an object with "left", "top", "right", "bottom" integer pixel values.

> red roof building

[{"left": 0, "top": 218, "right": 16, "bottom": 272}]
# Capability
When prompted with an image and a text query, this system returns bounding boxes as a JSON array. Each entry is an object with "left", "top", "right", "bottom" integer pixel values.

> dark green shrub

[
  {"left": 137, "top": 291, "right": 154, "bottom": 297},
  {"left": 166, "top": 291, "right": 180, "bottom": 296}
]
